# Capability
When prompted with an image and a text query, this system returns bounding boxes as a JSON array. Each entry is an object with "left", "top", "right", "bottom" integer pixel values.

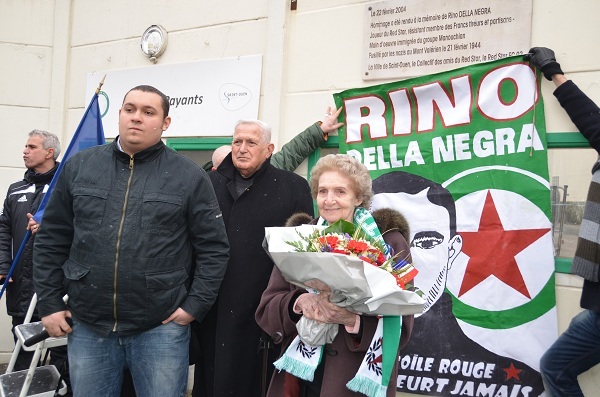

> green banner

[{"left": 333, "top": 56, "right": 556, "bottom": 396}]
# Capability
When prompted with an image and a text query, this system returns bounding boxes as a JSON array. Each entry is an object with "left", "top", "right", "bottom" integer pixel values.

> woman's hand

[{"left": 295, "top": 293, "right": 357, "bottom": 327}]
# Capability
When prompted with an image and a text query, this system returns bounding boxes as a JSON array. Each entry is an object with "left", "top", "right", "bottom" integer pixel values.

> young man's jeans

[
  {"left": 540, "top": 309, "right": 600, "bottom": 396},
  {"left": 68, "top": 318, "right": 190, "bottom": 397}
]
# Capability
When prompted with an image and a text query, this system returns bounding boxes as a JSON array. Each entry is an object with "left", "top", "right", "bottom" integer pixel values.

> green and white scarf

[{"left": 274, "top": 208, "right": 402, "bottom": 397}]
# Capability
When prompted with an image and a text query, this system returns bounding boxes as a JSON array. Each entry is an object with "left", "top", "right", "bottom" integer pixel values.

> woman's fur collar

[
  {"left": 285, "top": 212, "right": 314, "bottom": 228},
  {"left": 285, "top": 208, "right": 410, "bottom": 242}
]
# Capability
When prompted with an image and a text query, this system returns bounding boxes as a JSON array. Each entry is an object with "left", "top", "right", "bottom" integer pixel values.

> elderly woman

[{"left": 255, "top": 154, "right": 414, "bottom": 397}]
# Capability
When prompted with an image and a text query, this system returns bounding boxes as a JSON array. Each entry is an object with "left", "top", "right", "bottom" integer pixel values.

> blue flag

[
  {"left": 0, "top": 91, "right": 105, "bottom": 299},
  {"left": 32, "top": 92, "right": 105, "bottom": 223}
]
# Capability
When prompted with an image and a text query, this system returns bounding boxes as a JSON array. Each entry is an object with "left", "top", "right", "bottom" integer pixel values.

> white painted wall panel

[
  {"left": 0, "top": 44, "right": 52, "bottom": 107},
  {"left": 70, "top": 0, "right": 269, "bottom": 46},
  {"left": 0, "top": 0, "right": 55, "bottom": 46}
]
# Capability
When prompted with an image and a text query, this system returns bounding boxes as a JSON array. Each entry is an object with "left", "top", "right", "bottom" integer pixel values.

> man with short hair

[
  {"left": 33, "top": 85, "right": 230, "bottom": 397},
  {"left": 0, "top": 130, "right": 61, "bottom": 371},
  {"left": 194, "top": 119, "right": 314, "bottom": 397}
]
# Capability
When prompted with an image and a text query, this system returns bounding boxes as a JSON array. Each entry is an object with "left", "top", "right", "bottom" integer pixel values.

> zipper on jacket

[{"left": 112, "top": 155, "right": 135, "bottom": 332}]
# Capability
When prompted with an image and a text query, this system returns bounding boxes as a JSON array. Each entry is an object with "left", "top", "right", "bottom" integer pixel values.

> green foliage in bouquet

[
  {"left": 285, "top": 219, "right": 420, "bottom": 291},
  {"left": 286, "top": 219, "right": 387, "bottom": 253}
]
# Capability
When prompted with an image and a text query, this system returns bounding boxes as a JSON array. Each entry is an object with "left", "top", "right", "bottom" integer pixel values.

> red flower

[
  {"left": 319, "top": 235, "right": 339, "bottom": 247},
  {"left": 347, "top": 240, "right": 368, "bottom": 253},
  {"left": 286, "top": 219, "right": 418, "bottom": 290}
]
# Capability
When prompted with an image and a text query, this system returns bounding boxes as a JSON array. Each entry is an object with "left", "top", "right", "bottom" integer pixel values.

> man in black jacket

[
  {"left": 526, "top": 47, "right": 600, "bottom": 396},
  {"left": 33, "top": 85, "right": 230, "bottom": 397},
  {"left": 1, "top": 130, "right": 61, "bottom": 370},
  {"left": 194, "top": 119, "right": 314, "bottom": 397}
]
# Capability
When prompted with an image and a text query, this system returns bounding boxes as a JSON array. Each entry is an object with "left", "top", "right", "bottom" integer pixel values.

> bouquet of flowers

[
  {"left": 264, "top": 220, "right": 424, "bottom": 322},
  {"left": 286, "top": 219, "right": 419, "bottom": 290}
]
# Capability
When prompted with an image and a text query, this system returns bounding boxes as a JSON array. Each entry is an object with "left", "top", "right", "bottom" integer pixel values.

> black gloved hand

[{"left": 524, "top": 47, "right": 564, "bottom": 81}]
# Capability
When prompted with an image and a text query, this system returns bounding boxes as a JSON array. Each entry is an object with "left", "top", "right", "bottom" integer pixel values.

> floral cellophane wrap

[{"left": 264, "top": 224, "right": 425, "bottom": 317}]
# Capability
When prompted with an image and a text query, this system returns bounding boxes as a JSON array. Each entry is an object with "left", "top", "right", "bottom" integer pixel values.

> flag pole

[{"left": 96, "top": 75, "right": 106, "bottom": 94}]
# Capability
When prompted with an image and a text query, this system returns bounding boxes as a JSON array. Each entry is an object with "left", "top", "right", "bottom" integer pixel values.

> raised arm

[{"left": 270, "top": 107, "right": 344, "bottom": 171}]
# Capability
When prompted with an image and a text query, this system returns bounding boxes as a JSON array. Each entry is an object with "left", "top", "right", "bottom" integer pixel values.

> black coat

[
  {"left": 554, "top": 80, "right": 600, "bottom": 311},
  {"left": 33, "top": 140, "right": 229, "bottom": 336},
  {"left": 196, "top": 154, "right": 313, "bottom": 397},
  {"left": 0, "top": 164, "right": 58, "bottom": 317}
]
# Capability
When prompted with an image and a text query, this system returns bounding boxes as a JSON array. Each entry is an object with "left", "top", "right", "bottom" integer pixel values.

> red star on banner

[
  {"left": 503, "top": 363, "right": 523, "bottom": 381},
  {"left": 459, "top": 190, "right": 550, "bottom": 298}
]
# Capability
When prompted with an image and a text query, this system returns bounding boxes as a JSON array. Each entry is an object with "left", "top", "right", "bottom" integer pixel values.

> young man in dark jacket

[
  {"left": 0, "top": 130, "right": 61, "bottom": 370},
  {"left": 33, "top": 85, "right": 230, "bottom": 397},
  {"left": 526, "top": 47, "right": 600, "bottom": 395}
]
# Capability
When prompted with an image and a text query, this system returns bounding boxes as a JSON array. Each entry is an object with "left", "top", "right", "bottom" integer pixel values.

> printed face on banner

[{"left": 372, "top": 178, "right": 462, "bottom": 315}]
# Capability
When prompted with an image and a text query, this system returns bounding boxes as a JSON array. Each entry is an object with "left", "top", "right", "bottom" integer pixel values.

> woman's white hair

[{"left": 309, "top": 154, "right": 373, "bottom": 209}]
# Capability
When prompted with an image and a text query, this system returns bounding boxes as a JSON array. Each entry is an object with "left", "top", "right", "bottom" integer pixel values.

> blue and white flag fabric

[{"left": 33, "top": 92, "right": 106, "bottom": 223}]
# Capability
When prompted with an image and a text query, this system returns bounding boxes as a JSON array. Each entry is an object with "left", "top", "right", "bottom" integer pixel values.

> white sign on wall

[
  {"left": 85, "top": 55, "right": 262, "bottom": 138},
  {"left": 363, "top": 0, "right": 532, "bottom": 80}
]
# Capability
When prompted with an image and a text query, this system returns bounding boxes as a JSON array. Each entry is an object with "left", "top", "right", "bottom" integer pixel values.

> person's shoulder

[
  {"left": 6, "top": 178, "right": 30, "bottom": 194},
  {"left": 269, "top": 166, "right": 308, "bottom": 182},
  {"left": 163, "top": 147, "right": 206, "bottom": 172},
  {"left": 271, "top": 168, "right": 310, "bottom": 190},
  {"left": 285, "top": 212, "right": 314, "bottom": 227},
  {"left": 69, "top": 142, "right": 112, "bottom": 161},
  {"left": 372, "top": 208, "right": 410, "bottom": 242},
  {"left": 208, "top": 168, "right": 226, "bottom": 183}
]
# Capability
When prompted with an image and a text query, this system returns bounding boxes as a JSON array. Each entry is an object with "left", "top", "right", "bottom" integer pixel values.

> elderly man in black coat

[{"left": 194, "top": 119, "right": 314, "bottom": 397}]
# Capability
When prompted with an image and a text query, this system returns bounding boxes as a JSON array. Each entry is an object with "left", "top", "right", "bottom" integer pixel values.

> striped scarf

[{"left": 571, "top": 169, "right": 600, "bottom": 282}]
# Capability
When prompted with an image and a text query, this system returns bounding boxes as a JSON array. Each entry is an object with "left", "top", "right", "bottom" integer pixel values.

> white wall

[{"left": 1, "top": 0, "right": 599, "bottom": 393}]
